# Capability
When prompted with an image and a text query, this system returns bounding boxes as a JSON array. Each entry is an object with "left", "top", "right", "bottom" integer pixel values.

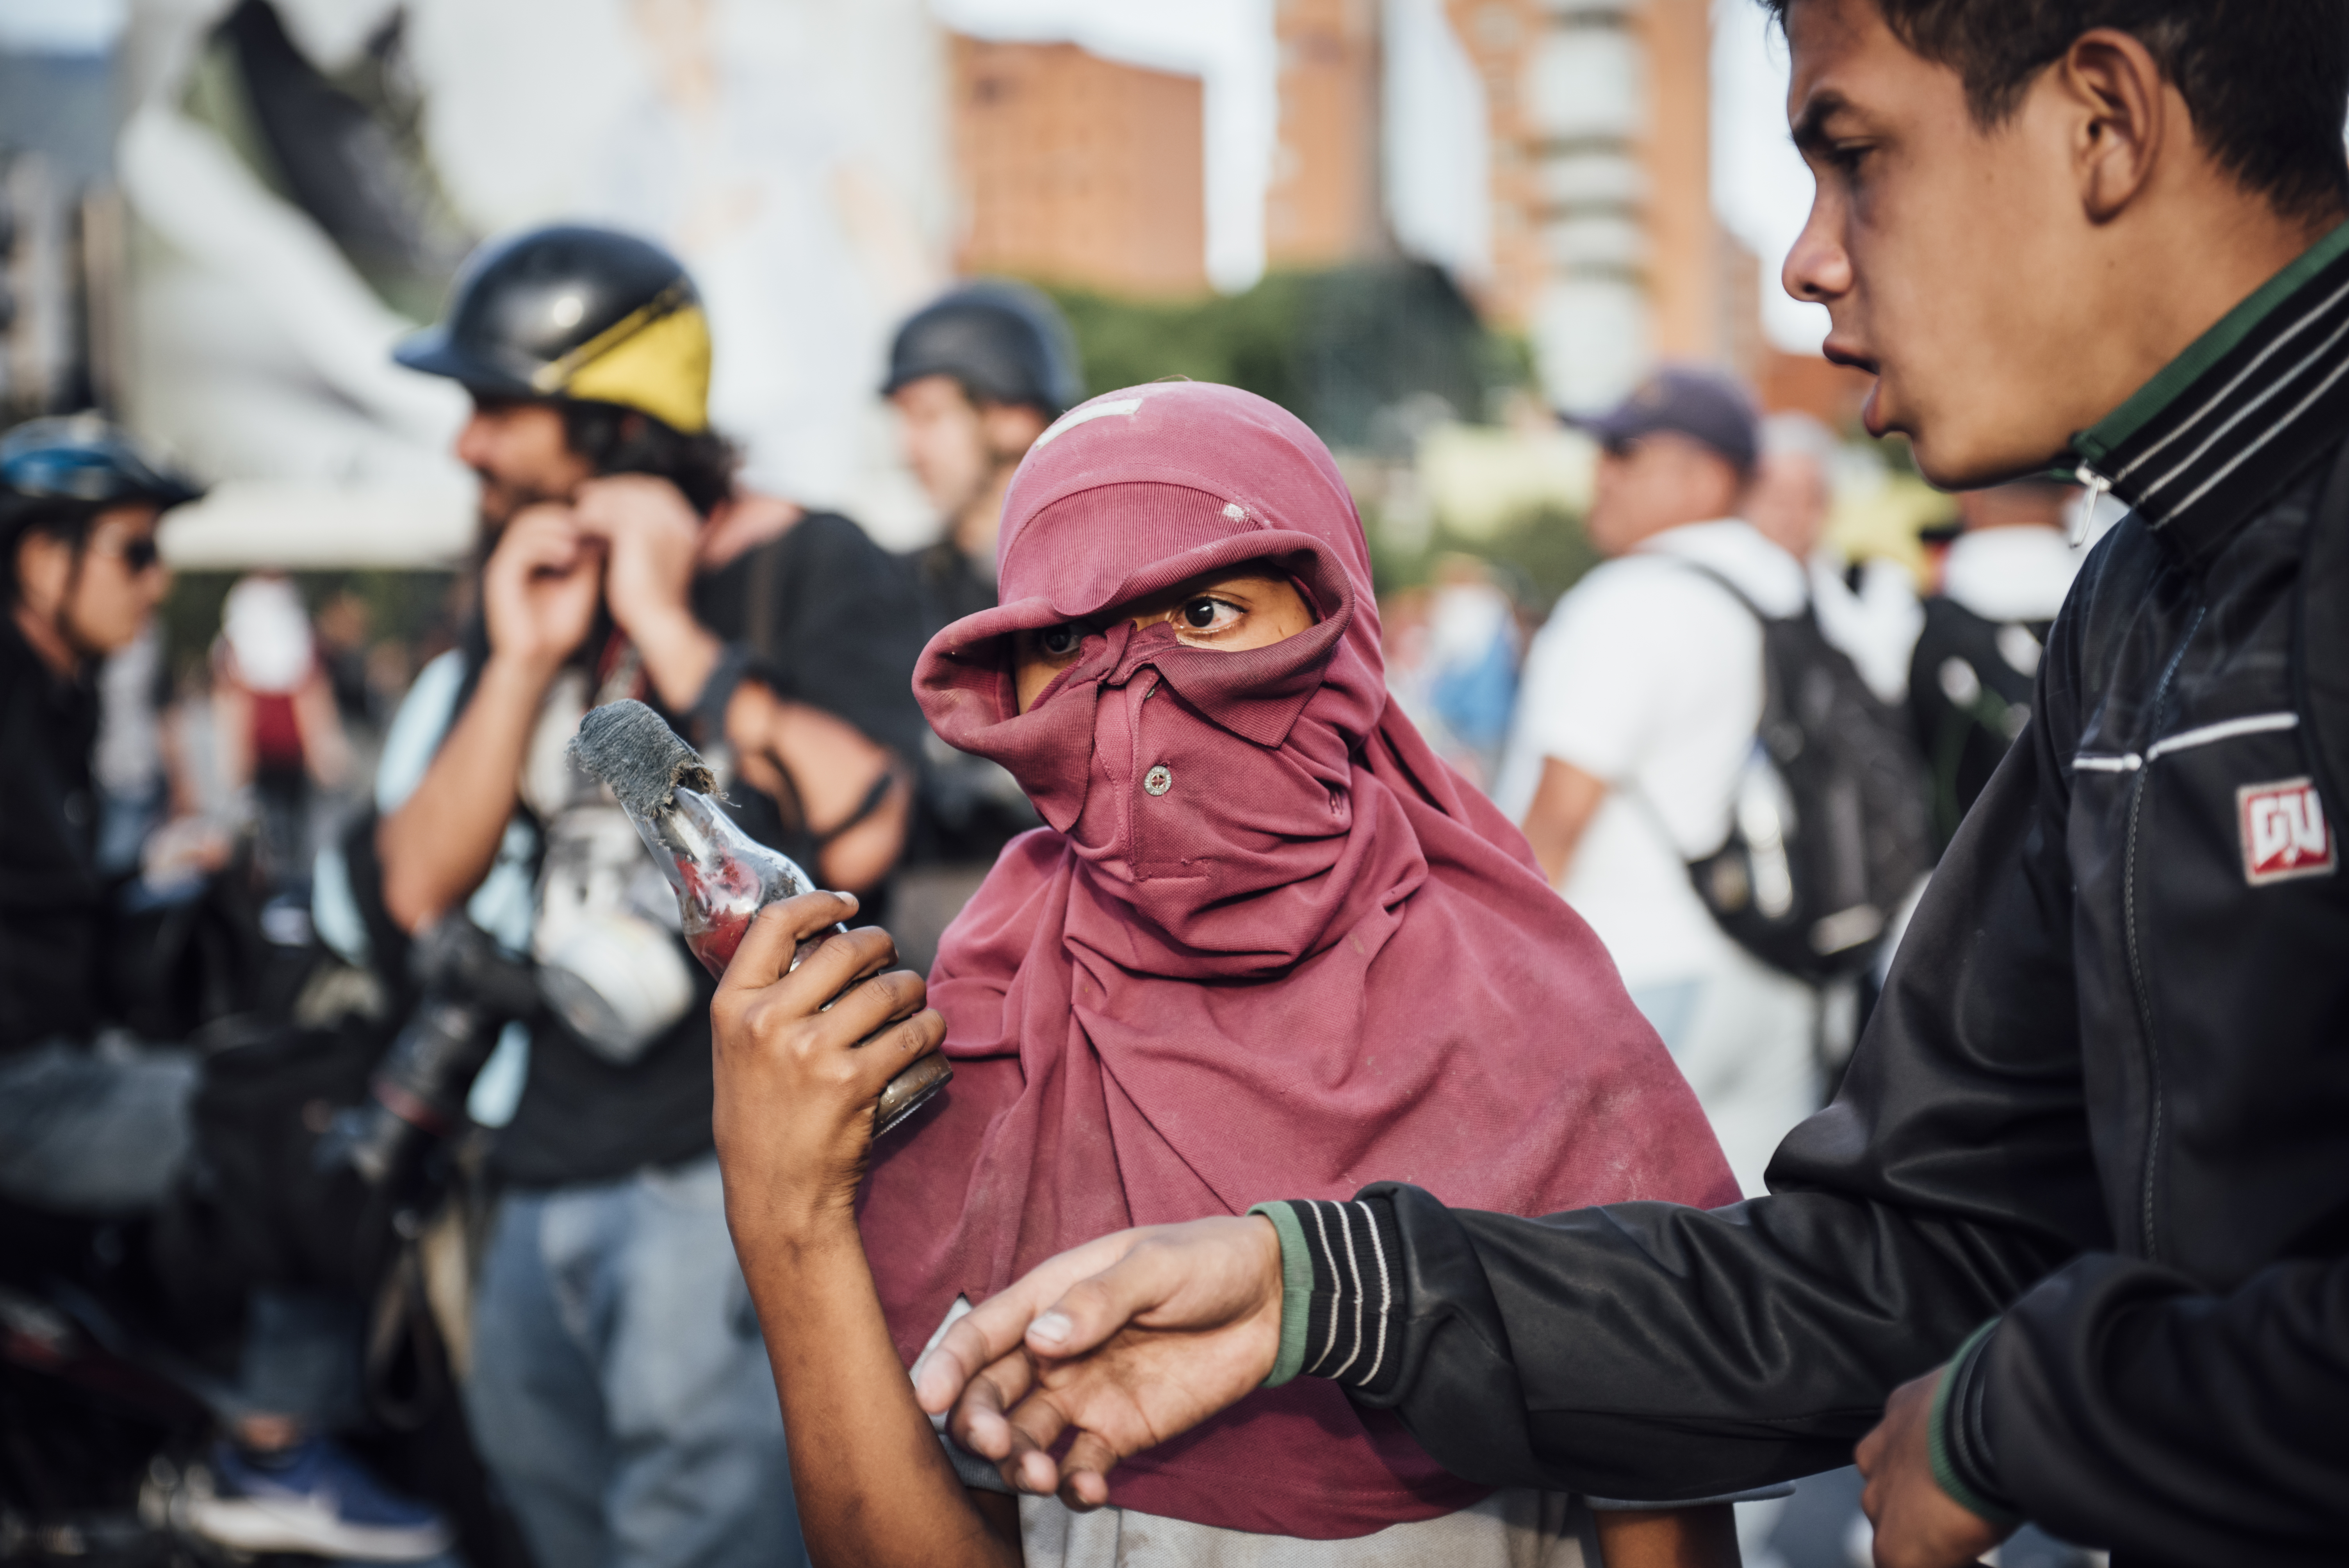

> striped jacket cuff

[
  {"left": 1246, "top": 1197, "right": 1406, "bottom": 1397},
  {"left": 1929, "top": 1319, "right": 2025, "bottom": 1529}
]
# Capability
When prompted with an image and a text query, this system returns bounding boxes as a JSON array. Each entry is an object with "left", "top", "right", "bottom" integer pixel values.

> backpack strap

[
  {"left": 2292, "top": 436, "right": 2349, "bottom": 829},
  {"left": 1654, "top": 556, "right": 1779, "bottom": 624},
  {"left": 1649, "top": 555, "right": 1809, "bottom": 742},
  {"left": 746, "top": 530, "right": 789, "bottom": 656}
]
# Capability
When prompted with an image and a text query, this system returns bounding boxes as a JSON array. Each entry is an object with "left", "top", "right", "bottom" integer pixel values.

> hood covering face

[{"left": 863, "top": 383, "right": 1735, "bottom": 1538}]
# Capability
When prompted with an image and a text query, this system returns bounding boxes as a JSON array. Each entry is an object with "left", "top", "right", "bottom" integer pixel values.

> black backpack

[{"left": 1670, "top": 565, "right": 1934, "bottom": 984}]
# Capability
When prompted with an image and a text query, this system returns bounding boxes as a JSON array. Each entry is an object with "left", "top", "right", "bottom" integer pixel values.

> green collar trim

[{"left": 2075, "top": 219, "right": 2349, "bottom": 468}]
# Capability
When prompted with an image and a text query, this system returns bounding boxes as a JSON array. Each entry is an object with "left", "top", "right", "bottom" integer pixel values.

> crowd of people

[{"left": 4, "top": 2, "right": 2346, "bottom": 1566}]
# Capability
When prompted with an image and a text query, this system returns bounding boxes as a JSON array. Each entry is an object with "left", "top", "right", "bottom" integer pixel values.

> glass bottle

[{"left": 625, "top": 782, "right": 951, "bottom": 1137}]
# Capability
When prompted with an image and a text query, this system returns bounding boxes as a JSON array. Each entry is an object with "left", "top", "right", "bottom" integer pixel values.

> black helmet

[
  {"left": 1, "top": 414, "right": 202, "bottom": 520},
  {"left": 395, "top": 225, "right": 713, "bottom": 435},
  {"left": 883, "top": 281, "right": 1083, "bottom": 417}
]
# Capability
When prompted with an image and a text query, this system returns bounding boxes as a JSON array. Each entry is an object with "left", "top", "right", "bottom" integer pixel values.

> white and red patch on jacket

[{"left": 2238, "top": 777, "right": 2335, "bottom": 885}]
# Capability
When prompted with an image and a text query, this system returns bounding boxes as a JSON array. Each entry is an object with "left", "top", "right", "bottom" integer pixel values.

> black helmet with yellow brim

[{"left": 394, "top": 225, "right": 713, "bottom": 436}]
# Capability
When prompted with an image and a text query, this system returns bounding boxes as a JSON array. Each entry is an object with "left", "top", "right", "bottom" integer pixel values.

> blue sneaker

[{"left": 185, "top": 1437, "right": 454, "bottom": 1562}]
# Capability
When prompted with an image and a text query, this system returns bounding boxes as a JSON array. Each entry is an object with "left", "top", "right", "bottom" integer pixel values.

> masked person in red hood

[{"left": 707, "top": 383, "right": 1747, "bottom": 1567}]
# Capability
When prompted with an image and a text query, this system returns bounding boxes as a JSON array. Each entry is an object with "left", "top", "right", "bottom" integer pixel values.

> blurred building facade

[
  {"left": 950, "top": 38, "right": 1207, "bottom": 298},
  {"left": 1265, "top": 0, "right": 1386, "bottom": 270},
  {"left": 939, "top": 0, "right": 1772, "bottom": 419},
  {"left": 1444, "top": 0, "right": 1761, "bottom": 412},
  {"left": 0, "top": 41, "right": 125, "bottom": 422}
]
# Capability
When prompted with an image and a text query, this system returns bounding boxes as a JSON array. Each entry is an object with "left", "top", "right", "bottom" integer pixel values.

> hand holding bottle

[{"left": 708, "top": 891, "right": 947, "bottom": 1239}]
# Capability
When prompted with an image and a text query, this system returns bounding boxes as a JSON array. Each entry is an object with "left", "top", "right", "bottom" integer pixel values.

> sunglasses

[{"left": 91, "top": 531, "right": 164, "bottom": 574}]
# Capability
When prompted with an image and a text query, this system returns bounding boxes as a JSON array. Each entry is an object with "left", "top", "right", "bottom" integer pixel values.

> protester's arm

[
  {"left": 291, "top": 667, "right": 353, "bottom": 789},
  {"left": 1590, "top": 1508, "right": 1742, "bottom": 1568},
  {"left": 709, "top": 892, "right": 1016, "bottom": 1568},
  {"left": 1519, "top": 757, "right": 1607, "bottom": 885},
  {"left": 572, "top": 478, "right": 911, "bottom": 893},
  {"left": 722, "top": 682, "right": 909, "bottom": 895},
  {"left": 378, "top": 506, "right": 600, "bottom": 932}
]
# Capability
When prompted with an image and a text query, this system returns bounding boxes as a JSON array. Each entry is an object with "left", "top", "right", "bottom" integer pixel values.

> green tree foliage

[{"left": 1043, "top": 262, "right": 1529, "bottom": 452}]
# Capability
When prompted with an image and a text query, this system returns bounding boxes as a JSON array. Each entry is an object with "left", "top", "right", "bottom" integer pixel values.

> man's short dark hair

[
  {"left": 560, "top": 401, "right": 740, "bottom": 516},
  {"left": 1763, "top": 1, "right": 2349, "bottom": 220}
]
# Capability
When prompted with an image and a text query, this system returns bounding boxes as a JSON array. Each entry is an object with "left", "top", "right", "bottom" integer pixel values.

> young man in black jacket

[{"left": 794, "top": 4, "right": 2349, "bottom": 1565}]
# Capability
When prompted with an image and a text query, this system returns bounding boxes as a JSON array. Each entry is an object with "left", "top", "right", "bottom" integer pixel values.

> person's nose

[
  {"left": 454, "top": 410, "right": 498, "bottom": 470},
  {"left": 1782, "top": 192, "right": 1853, "bottom": 305}
]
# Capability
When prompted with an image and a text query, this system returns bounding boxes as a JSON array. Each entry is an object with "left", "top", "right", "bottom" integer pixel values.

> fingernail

[{"left": 1029, "top": 1311, "right": 1072, "bottom": 1349}]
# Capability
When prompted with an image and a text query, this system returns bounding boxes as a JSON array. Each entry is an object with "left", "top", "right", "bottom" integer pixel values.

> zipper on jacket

[
  {"left": 2071, "top": 462, "right": 2113, "bottom": 547},
  {"left": 2123, "top": 606, "right": 2204, "bottom": 1261}
]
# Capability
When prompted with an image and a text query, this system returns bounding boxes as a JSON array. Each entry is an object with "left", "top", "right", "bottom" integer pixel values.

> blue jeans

[{"left": 465, "top": 1155, "right": 807, "bottom": 1568}]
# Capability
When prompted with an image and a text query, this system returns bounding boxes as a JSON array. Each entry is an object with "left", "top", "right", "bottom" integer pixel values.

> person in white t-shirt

[{"left": 1497, "top": 367, "right": 1818, "bottom": 1199}]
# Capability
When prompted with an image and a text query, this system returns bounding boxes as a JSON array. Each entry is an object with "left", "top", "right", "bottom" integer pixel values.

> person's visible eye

[
  {"left": 1039, "top": 622, "right": 1084, "bottom": 658},
  {"left": 1826, "top": 141, "right": 1874, "bottom": 177},
  {"left": 1177, "top": 596, "right": 1242, "bottom": 634}
]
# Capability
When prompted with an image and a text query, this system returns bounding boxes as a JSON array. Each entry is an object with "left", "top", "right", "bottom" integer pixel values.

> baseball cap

[{"left": 1569, "top": 365, "right": 1761, "bottom": 474}]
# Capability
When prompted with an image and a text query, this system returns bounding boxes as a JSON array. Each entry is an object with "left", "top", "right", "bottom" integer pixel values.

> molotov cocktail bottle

[{"left": 568, "top": 699, "right": 951, "bottom": 1137}]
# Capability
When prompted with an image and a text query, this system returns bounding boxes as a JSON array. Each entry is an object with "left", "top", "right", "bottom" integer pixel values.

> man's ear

[{"left": 2061, "top": 27, "right": 2172, "bottom": 224}]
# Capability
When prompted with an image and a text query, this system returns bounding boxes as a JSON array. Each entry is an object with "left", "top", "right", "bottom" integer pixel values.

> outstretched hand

[{"left": 911, "top": 1216, "right": 1287, "bottom": 1509}]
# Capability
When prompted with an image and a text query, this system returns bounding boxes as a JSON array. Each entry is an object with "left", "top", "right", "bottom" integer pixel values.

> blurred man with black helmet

[
  {"left": 880, "top": 283, "right": 1077, "bottom": 967},
  {"left": 0, "top": 417, "right": 459, "bottom": 1562},
  {"left": 885, "top": 280, "right": 1082, "bottom": 631},
  {"left": 368, "top": 224, "right": 925, "bottom": 1568}
]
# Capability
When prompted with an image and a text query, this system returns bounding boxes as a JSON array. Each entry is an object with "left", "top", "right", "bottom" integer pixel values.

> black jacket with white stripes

[{"left": 1273, "top": 223, "right": 2349, "bottom": 1565}]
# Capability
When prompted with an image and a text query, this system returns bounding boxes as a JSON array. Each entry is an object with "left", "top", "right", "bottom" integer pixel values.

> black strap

[
  {"left": 1663, "top": 556, "right": 1775, "bottom": 623},
  {"left": 2290, "top": 436, "right": 2349, "bottom": 830},
  {"left": 812, "top": 767, "right": 900, "bottom": 850},
  {"left": 746, "top": 531, "right": 791, "bottom": 656},
  {"left": 1654, "top": 556, "right": 1804, "bottom": 740},
  {"left": 689, "top": 641, "right": 757, "bottom": 748}
]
